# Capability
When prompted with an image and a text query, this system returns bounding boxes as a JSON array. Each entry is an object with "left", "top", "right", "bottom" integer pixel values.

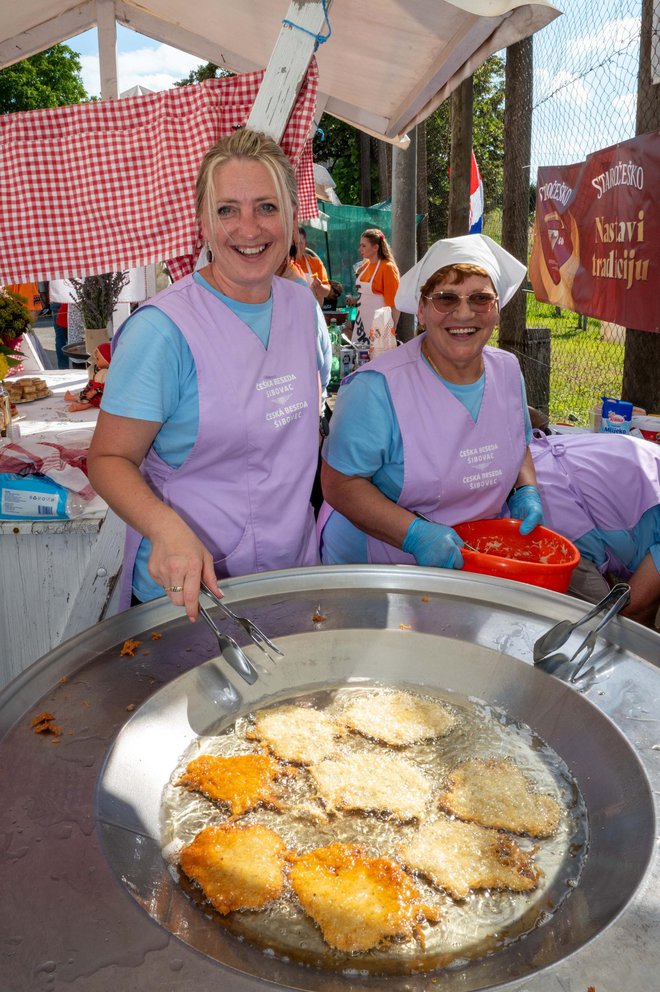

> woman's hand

[
  {"left": 402, "top": 518, "right": 464, "bottom": 569},
  {"left": 507, "top": 485, "right": 544, "bottom": 535},
  {"left": 147, "top": 514, "right": 222, "bottom": 620}
]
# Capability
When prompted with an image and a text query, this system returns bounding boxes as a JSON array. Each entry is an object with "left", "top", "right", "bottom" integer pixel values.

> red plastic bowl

[{"left": 454, "top": 518, "right": 580, "bottom": 593}]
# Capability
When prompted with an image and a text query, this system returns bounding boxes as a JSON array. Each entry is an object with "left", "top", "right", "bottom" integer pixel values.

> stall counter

[{"left": 0, "top": 370, "right": 125, "bottom": 688}]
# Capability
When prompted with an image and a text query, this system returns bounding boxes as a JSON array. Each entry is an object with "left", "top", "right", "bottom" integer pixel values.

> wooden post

[
  {"left": 391, "top": 128, "right": 417, "bottom": 342},
  {"left": 247, "top": 0, "right": 335, "bottom": 142},
  {"left": 622, "top": 0, "right": 660, "bottom": 411},
  {"left": 96, "top": 0, "right": 119, "bottom": 101},
  {"left": 447, "top": 77, "right": 473, "bottom": 237},
  {"left": 360, "top": 131, "right": 371, "bottom": 205}
]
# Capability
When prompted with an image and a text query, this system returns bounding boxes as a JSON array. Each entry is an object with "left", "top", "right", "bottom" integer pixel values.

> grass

[{"left": 491, "top": 296, "right": 624, "bottom": 427}]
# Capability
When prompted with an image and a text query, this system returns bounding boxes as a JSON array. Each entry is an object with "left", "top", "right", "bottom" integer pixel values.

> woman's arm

[
  {"left": 623, "top": 553, "right": 660, "bottom": 628},
  {"left": 320, "top": 460, "right": 414, "bottom": 548},
  {"left": 513, "top": 447, "right": 539, "bottom": 489},
  {"left": 88, "top": 410, "right": 221, "bottom": 619}
]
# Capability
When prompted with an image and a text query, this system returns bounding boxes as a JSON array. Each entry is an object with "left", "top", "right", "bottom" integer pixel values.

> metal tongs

[
  {"left": 197, "top": 603, "right": 259, "bottom": 685},
  {"left": 201, "top": 581, "right": 284, "bottom": 660},
  {"left": 533, "top": 582, "right": 631, "bottom": 682}
]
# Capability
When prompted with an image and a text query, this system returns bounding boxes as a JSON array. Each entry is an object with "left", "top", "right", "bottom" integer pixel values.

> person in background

[
  {"left": 277, "top": 244, "right": 332, "bottom": 402},
  {"left": 347, "top": 228, "right": 400, "bottom": 348},
  {"left": 319, "top": 234, "right": 544, "bottom": 567},
  {"left": 530, "top": 430, "right": 660, "bottom": 628},
  {"left": 296, "top": 226, "right": 331, "bottom": 306},
  {"left": 50, "top": 303, "right": 69, "bottom": 369},
  {"left": 88, "top": 128, "right": 322, "bottom": 620}
]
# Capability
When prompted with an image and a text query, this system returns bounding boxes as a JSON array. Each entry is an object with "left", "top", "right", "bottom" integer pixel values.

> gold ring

[{"left": 167, "top": 585, "right": 184, "bottom": 593}]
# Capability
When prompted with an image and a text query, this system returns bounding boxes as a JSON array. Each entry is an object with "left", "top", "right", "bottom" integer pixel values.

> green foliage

[
  {"left": 313, "top": 116, "right": 362, "bottom": 204},
  {"left": 0, "top": 290, "right": 35, "bottom": 344},
  {"left": 69, "top": 273, "right": 130, "bottom": 329},
  {"left": 426, "top": 55, "right": 505, "bottom": 241},
  {"left": 313, "top": 56, "right": 505, "bottom": 235},
  {"left": 175, "top": 63, "right": 234, "bottom": 86},
  {"left": 0, "top": 45, "right": 88, "bottom": 113}
]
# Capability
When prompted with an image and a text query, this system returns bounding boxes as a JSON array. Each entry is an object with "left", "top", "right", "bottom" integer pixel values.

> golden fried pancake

[
  {"left": 180, "top": 823, "right": 286, "bottom": 914},
  {"left": 309, "top": 750, "right": 432, "bottom": 821},
  {"left": 247, "top": 704, "right": 340, "bottom": 764},
  {"left": 177, "top": 753, "right": 290, "bottom": 816},
  {"left": 289, "top": 842, "right": 442, "bottom": 952},
  {"left": 438, "top": 758, "right": 561, "bottom": 837},
  {"left": 397, "top": 815, "right": 542, "bottom": 900},
  {"left": 340, "top": 689, "right": 456, "bottom": 746}
]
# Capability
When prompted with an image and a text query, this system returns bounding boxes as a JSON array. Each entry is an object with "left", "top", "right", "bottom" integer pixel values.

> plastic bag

[{"left": 369, "top": 306, "right": 397, "bottom": 358}]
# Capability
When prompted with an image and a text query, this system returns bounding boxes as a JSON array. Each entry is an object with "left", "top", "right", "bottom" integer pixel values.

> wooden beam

[
  {"left": 0, "top": 1, "right": 96, "bottom": 69},
  {"left": 96, "top": 0, "right": 118, "bottom": 101},
  {"left": 247, "top": 0, "right": 334, "bottom": 143},
  {"left": 114, "top": 0, "right": 257, "bottom": 75}
]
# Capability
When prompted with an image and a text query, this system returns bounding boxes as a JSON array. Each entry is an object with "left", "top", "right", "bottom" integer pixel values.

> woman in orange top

[{"left": 349, "top": 228, "right": 400, "bottom": 347}]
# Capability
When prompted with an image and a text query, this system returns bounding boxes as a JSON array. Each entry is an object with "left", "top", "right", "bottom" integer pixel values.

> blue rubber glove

[
  {"left": 402, "top": 517, "right": 464, "bottom": 569},
  {"left": 507, "top": 485, "right": 544, "bottom": 536}
]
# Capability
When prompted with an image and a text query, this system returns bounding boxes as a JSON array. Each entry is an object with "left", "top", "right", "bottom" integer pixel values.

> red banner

[{"left": 530, "top": 132, "right": 660, "bottom": 332}]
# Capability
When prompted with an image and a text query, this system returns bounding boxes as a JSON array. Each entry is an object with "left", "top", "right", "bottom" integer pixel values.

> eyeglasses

[{"left": 424, "top": 291, "right": 499, "bottom": 314}]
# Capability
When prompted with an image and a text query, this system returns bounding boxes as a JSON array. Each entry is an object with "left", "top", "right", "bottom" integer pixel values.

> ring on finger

[{"left": 167, "top": 585, "right": 184, "bottom": 593}]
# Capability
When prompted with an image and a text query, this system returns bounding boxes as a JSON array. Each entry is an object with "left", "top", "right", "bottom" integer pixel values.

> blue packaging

[
  {"left": 600, "top": 396, "right": 633, "bottom": 434},
  {"left": 0, "top": 473, "right": 72, "bottom": 519}
]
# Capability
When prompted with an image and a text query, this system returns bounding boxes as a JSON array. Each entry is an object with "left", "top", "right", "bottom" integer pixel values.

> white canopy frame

[{"left": 1, "top": 0, "right": 561, "bottom": 145}]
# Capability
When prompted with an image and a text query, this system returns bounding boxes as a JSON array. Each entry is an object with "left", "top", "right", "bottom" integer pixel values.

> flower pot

[{"left": 84, "top": 328, "right": 110, "bottom": 366}]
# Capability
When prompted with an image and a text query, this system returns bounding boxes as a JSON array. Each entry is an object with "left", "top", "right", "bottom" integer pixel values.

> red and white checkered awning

[{"left": 0, "top": 61, "right": 318, "bottom": 285}]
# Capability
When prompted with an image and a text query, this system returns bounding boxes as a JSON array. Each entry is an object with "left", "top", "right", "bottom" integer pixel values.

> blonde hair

[
  {"left": 420, "top": 263, "right": 492, "bottom": 299},
  {"left": 196, "top": 128, "right": 298, "bottom": 251},
  {"left": 361, "top": 228, "right": 399, "bottom": 276}
]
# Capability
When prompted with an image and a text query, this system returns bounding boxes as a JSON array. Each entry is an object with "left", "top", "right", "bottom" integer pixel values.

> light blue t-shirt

[
  {"left": 101, "top": 273, "right": 328, "bottom": 600},
  {"left": 321, "top": 361, "right": 533, "bottom": 564}
]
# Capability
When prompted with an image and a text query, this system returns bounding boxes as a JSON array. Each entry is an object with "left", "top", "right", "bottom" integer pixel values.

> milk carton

[{"left": 600, "top": 397, "right": 633, "bottom": 434}]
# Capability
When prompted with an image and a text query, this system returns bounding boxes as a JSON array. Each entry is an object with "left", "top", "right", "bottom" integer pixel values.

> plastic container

[
  {"left": 631, "top": 415, "right": 660, "bottom": 444},
  {"left": 454, "top": 518, "right": 580, "bottom": 593},
  {"left": 0, "top": 474, "right": 86, "bottom": 520},
  {"left": 600, "top": 396, "right": 633, "bottom": 434}
]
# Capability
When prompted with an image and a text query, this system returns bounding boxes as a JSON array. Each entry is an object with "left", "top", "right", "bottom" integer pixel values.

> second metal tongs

[
  {"left": 201, "top": 581, "right": 284, "bottom": 660},
  {"left": 533, "top": 582, "right": 631, "bottom": 681}
]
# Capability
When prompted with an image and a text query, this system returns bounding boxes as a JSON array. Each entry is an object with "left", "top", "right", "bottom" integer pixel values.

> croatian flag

[{"left": 469, "top": 151, "right": 484, "bottom": 233}]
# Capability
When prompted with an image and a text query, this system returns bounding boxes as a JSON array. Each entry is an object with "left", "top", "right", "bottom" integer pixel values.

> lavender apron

[
  {"left": 531, "top": 431, "right": 660, "bottom": 577},
  {"left": 118, "top": 275, "right": 319, "bottom": 608},
  {"left": 319, "top": 336, "right": 527, "bottom": 565}
]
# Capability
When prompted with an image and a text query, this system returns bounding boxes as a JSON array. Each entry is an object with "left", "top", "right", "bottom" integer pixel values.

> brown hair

[
  {"left": 419, "top": 263, "right": 493, "bottom": 299},
  {"left": 361, "top": 228, "right": 399, "bottom": 276},
  {"left": 196, "top": 128, "right": 298, "bottom": 251}
]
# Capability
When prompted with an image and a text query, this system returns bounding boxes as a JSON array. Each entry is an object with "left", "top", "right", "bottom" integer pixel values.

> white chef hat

[{"left": 394, "top": 234, "right": 527, "bottom": 314}]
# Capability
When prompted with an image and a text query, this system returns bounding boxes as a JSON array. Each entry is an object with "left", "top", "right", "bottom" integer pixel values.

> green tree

[
  {"left": 175, "top": 62, "right": 233, "bottom": 86},
  {"left": 426, "top": 55, "right": 505, "bottom": 241},
  {"left": 0, "top": 45, "right": 88, "bottom": 113},
  {"left": 314, "top": 55, "right": 505, "bottom": 237}
]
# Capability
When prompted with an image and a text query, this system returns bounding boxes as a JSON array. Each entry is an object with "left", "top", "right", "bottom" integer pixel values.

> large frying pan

[{"left": 1, "top": 565, "right": 658, "bottom": 992}]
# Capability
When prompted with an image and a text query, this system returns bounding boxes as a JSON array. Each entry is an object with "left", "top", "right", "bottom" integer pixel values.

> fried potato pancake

[
  {"left": 438, "top": 758, "right": 561, "bottom": 837},
  {"left": 397, "top": 815, "right": 542, "bottom": 900},
  {"left": 179, "top": 822, "right": 286, "bottom": 914},
  {"left": 247, "top": 704, "right": 340, "bottom": 764},
  {"left": 340, "top": 689, "right": 456, "bottom": 746},
  {"left": 309, "top": 750, "right": 432, "bottom": 821},
  {"left": 289, "top": 842, "right": 442, "bottom": 952},
  {"left": 177, "top": 753, "right": 289, "bottom": 816}
]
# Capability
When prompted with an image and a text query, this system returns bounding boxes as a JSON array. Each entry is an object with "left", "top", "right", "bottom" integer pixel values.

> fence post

[{"left": 521, "top": 327, "right": 551, "bottom": 415}]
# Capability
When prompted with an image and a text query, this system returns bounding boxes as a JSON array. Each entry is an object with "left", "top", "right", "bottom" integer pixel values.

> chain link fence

[{"left": 512, "top": 0, "right": 659, "bottom": 424}]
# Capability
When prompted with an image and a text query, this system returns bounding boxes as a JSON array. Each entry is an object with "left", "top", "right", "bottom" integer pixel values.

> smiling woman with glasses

[
  {"left": 425, "top": 290, "right": 499, "bottom": 313},
  {"left": 318, "top": 234, "right": 546, "bottom": 570}
]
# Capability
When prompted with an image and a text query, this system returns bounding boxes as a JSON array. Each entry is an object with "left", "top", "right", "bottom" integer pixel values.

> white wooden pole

[
  {"left": 247, "top": 0, "right": 334, "bottom": 142},
  {"left": 96, "top": 0, "right": 119, "bottom": 101}
]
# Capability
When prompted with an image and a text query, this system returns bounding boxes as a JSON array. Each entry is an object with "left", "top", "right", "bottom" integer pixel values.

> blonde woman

[{"left": 89, "top": 129, "right": 322, "bottom": 618}]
